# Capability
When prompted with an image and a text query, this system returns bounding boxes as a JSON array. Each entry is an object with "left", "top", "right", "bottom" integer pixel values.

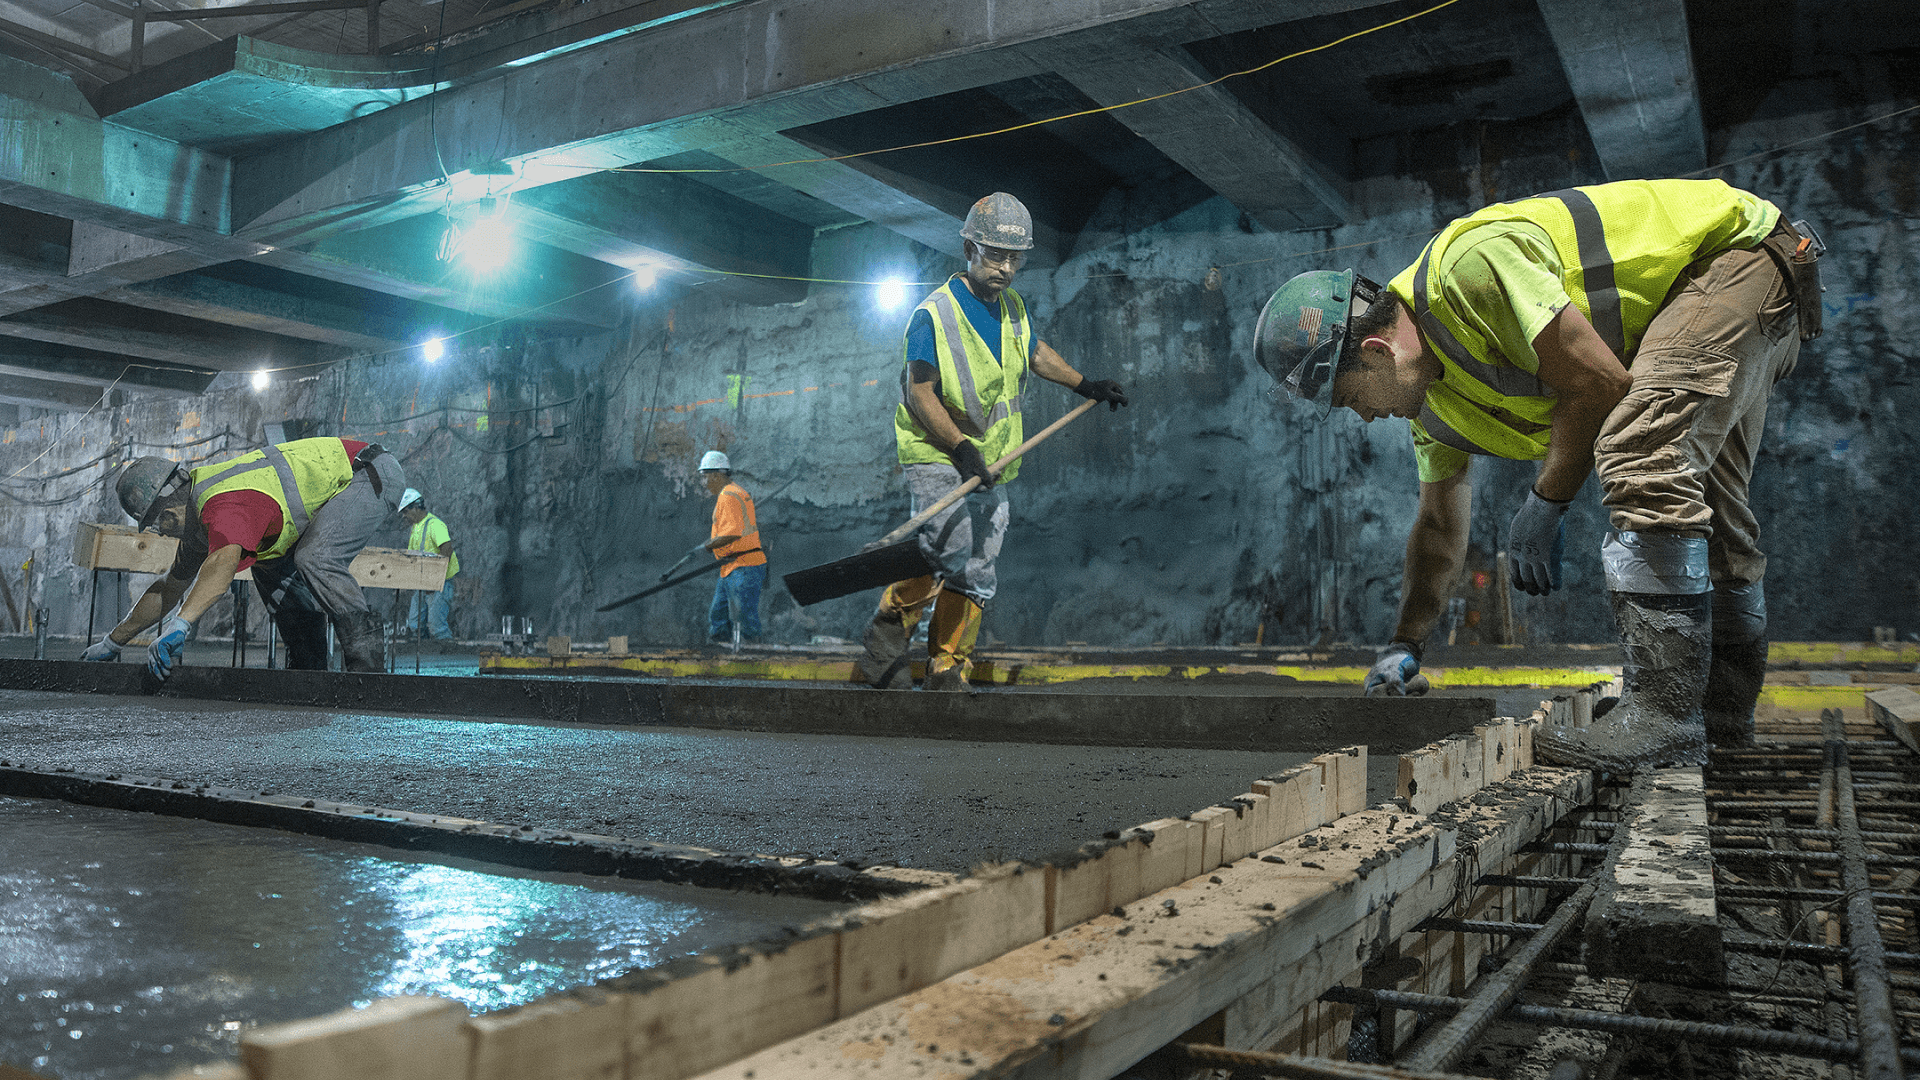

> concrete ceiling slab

[
  {"left": 0, "top": 337, "right": 216, "bottom": 394},
  {"left": 0, "top": 295, "right": 333, "bottom": 371},
  {"left": 94, "top": 265, "right": 424, "bottom": 351},
  {"left": 1535, "top": 0, "right": 1705, "bottom": 179},
  {"left": 0, "top": 368, "right": 124, "bottom": 410}
]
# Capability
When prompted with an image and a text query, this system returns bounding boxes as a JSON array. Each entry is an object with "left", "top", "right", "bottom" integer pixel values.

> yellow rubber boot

[
  {"left": 925, "top": 589, "right": 983, "bottom": 693},
  {"left": 858, "top": 575, "right": 939, "bottom": 689}
]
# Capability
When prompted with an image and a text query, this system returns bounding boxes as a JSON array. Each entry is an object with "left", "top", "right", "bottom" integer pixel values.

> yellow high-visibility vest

[
  {"left": 893, "top": 277, "right": 1031, "bottom": 483},
  {"left": 190, "top": 438, "right": 356, "bottom": 560},
  {"left": 1389, "top": 179, "right": 1779, "bottom": 466}
]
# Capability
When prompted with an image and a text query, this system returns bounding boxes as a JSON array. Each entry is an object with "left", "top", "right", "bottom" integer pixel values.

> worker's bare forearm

[
  {"left": 112, "top": 578, "right": 190, "bottom": 643},
  {"left": 1531, "top": 305, "right": 1630, "bottom": 502},
  {"left": 1392, "top": 473, "right": 1473, "bottom": 646},
  {"left": 1534, "top": 401, "right": 1609, "bottom": 502},
  {"left": 905, "top": 363, "right": 968, "bottom": 451},
  {"left": 175, "top": 545, "right": 244, "bottom": 625},
  {"left": 1030, "top": 341, "right": 1083, "bottom": 388}
]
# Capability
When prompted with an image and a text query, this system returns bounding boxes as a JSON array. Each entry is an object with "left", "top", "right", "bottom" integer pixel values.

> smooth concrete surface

[
  {"left": 0, "top": 689, "right": 1321, "bottom": 872},
  {"left": 0, "top": 796, "right": 847, "bottom": 1080}
]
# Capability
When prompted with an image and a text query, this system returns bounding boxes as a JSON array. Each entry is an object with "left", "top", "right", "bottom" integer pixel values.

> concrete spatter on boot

[
  {"left": 1535, "top": 590, "right": 1712, "bottom": 774},
  {"left": 858, "top": 608, "right": 916, "bottom": 689}
]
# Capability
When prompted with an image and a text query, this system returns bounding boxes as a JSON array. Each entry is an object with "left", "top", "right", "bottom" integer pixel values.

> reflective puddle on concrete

[{"left": 0, "top": 797, "right": 846, "bottom": 1080}]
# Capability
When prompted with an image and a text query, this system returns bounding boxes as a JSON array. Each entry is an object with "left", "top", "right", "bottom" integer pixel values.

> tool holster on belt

[{"left": 1761, "top": 218, "right": 1825, "bottom": 341}]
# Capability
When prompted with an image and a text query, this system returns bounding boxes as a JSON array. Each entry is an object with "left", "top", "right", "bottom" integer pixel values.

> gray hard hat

[
  {"left": 960, "top": 192, "right": 1034, "bottom": 251},
  {"left": 116, "top": 456, "right": 189, "bottom": 528}
]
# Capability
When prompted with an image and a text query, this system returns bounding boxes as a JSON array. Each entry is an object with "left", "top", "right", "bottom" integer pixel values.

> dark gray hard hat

[{"left": 115, "top": 456, "right": 188, "bottom": 528}]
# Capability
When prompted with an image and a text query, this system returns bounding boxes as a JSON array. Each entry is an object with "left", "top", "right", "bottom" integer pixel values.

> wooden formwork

[{"left": 147, "top": 684, "right": 1619, "bottom": 1080}]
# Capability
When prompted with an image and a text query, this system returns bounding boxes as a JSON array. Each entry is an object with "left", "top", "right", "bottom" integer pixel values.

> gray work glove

[
  {"left": 80, "top": 636, "right": 123, "bottom": 662},
  {"left": 1072, "top": 377, "right": 1130, "bottom": 411},
  {"left": 1508, "top": 487, "right": 1571, "bottom": 596},
  {"left": 1364, "top": 642, "right": 1428, "bottom": 697},
  {"left": 949, "top": 439, "right": 994, "bottom": 491}
]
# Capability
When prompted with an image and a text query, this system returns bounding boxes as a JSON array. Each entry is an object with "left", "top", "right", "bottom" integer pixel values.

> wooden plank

[
  {"left": 1315, "top": 745, "right": 1368, "bottom": 818},
  {"left": 835, "top": 863, "right": 1047, "bottom": 1016},
  {"left": 689, "top": 807, "right": 1455, "bottom": 1080},
  {"left": 1867, "top": 687, "right": 1920, "bottom": 754},
  {"left": 1397, "top": 732, "right": 1479, "bottom": 815},
  {"left": 1583, "top": 768, "right": 1723, "bottom": 984},
  {"left": 606, "top": 635, "right": 629, "bottom": 657},
  {"left": 547, "top": 636, "right": 573, "bottom": 658},
  {"left": 468, "top": 989, "right": 627, "bottom": 1080},
  {"left": 1187, "top": 805, "right": 1231, "bottom": 875},
  {"left": 1049, "top": 829, "right": 1149, "bottom": 932},
  {"left": 623, "top": 935, "right": 840, "bottom": 1080},
  {"left": 238, "top": 996, "right": 467, "bottom": 1080},
  {"left": 349, "top": 547, "right": 446, "bottom": 591},
  {"left": 72, "top": 521, "right": 177, "bottom": 573}
]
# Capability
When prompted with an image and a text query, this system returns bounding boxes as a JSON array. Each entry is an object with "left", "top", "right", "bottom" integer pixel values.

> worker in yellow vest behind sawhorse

[{"left": 398, "top": 487, "right": 458, "bottom": 640}]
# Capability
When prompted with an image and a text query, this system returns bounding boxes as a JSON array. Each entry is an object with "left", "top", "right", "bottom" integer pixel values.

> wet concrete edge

[{"left": 0, "top": 659, "right": 1495, "bottom": 754}]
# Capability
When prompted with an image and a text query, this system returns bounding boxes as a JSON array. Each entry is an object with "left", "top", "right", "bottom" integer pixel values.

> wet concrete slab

[
  {"left": 0, "top": 689, "right": 1323, "bottom": 872},
  {"left": 0, "top": 796, "right": 846, "bottom": 1080}
]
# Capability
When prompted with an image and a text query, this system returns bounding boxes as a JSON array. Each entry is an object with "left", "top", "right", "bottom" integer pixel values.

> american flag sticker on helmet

[{"left": 1296, "top": 305, "right": 1323, "bottom": 343}]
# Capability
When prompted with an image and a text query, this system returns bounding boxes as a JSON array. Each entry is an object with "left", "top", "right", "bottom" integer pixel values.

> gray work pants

[
  {"left": 251, "top": 453, "right": 407, "bottom": 619},
  {"left": 903, "top": 462, "right": 1009, "bottom": 606}
]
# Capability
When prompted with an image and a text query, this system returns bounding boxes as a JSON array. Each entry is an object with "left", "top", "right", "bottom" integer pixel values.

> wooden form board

[
  {"left": 194, "top": 748, "right": 1367, "bottom": 1080},
  {"left": 1395, "top": 679, "right": 1609, "bottom": 815},
  {"left": 350, "top": 547, "right": 447, "bottom": 591},
  {"left": 694, "top": 766, "right": 1595, "bottom": 1079},
  {"left": 72, "top": 522, "right": 177, "bottom": 573},
  {"left": 1868, "top": 686, "right": 1920, "bottom": 753}
]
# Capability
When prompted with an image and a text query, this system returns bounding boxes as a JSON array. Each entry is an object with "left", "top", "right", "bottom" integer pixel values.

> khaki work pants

[{"left": 1594, "top": 240, "right": 1802, "bottom": 587}]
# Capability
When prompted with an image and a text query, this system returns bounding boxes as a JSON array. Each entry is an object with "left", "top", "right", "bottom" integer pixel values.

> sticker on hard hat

[{"left": 1296, "top": 306, "right": 1323, "bottom": 343}]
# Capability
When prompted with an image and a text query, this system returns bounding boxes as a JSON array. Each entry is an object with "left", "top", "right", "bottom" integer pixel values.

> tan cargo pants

[{"left": 1594, "top": 237, "right": 1802, "bottom": 587}]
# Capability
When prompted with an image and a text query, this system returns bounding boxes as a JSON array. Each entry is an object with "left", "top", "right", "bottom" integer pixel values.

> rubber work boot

[
  {"left": 275, "top": 610, "right": 331, "bottom": 670},
  {"left": 1535, "top": 590, "right": 1712, "bottom": 773},
  {"left": 1703, "top": 636, "right": 1766, "bottom": 749},
  {"left": 924, "top": 588, "right": 983, "bottom": 694},
  {"left": 334, "top": 609, "right": 386, "bottom": 673},
  {"left": 857, "top": 576, "right": 937, "bottom": 689}
]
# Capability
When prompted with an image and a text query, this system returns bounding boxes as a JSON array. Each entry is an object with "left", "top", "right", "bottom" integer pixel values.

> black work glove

[
  {"left": 1073, "top": 377, "right": 1129, "bottom": 411},
  {"left": 949, "top": 439, "right": 994, "bottom": 491}
]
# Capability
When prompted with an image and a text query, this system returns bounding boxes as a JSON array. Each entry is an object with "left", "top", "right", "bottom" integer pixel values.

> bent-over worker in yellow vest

[
  {"left": 1254, "top": 178, "right": 1823, "bottom": 772},
  {"left": 857, "top": 192, "right": 1130, "bottom": 693},
  {"left": 81, "top": 438, "right": 408, "bottom": 679}
]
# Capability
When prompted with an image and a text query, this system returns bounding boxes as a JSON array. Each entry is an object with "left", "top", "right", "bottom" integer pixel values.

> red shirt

[{"left": 202, "top": 439, "right": 366, "bottom": 570}]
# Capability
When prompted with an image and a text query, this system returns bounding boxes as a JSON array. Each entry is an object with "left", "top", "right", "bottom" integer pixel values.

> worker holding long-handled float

[
  {"left": 1253, "top": 179, "right": 1822, "bottom": 773},
  {"left": 857, "top": 192, "right": 1129, "bottom": 693},
  {"left": 81, "top": 438, "right": 406, "bottom": 680}
]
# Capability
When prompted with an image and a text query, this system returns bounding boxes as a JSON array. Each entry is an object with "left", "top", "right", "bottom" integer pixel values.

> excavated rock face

[{"left": 1536, "top": 591, "right": 1711, "bottom": 773}]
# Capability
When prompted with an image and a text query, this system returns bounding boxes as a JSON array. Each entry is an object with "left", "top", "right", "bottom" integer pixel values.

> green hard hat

[{"left": 1253, "top": 268, "right": 1372, "bottom": 419}]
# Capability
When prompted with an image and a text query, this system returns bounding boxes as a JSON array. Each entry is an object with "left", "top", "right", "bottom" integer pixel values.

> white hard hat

[
  {"left": 699, "top": 450, "right": 730, "bottom": 472},
  {"left": 397, "top": 487, "right": 423, "bottom": 511}
]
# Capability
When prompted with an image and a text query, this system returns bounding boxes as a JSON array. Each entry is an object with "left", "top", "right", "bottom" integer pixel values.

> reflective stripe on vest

[
  {"left": 190, "top": 439, "right": 354, "bottom": 560},
  {"left": 926, "top": 289, "right": 1024, "bottom": 431},
  {"left": 1397, "top": 179, "right": 1780, "bottom": 462}
]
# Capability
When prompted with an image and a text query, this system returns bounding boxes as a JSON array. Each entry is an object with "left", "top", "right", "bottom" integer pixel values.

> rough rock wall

[{"left": 0, "top": 91, "right": 1912, "bottom": 648}]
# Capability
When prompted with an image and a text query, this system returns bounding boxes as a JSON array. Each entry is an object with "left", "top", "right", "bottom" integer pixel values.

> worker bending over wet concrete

[
  {"left": 398, "top": 487, "right": 459, "bottom": 640},
  {"left": 1254, "top": 179, "right": 1821, "bottom": 772},
  {"left": 858, "top": 192, "right": 1129, "bottom": 693},
  {"left": 82, "top": 438, "right": 407, "bottom": 679},
  {"left": 692, "top": 450, "right": 765, "bottom": 646}
]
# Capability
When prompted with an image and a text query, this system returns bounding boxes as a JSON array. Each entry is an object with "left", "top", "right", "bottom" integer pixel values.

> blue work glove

[
  {"left": 146, "top": 615, "right": 192, "bottom": 682},
  {"left": 1508, "top": 487, "right": 1572, "bottom": 596},
  {"left": 1364, "top": 642, "right": 1427, "bottom": 697},
  {"left": 80, "top": 636, "right": 123, "bottom": 662}
]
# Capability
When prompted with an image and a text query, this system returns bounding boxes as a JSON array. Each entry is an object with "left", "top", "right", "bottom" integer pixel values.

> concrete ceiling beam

[
  {"left": 1050, "top": 44, "right": 1349, "bottom": 231},
  {"left": 94, "top": 270, "right": 423, "bottom": 352},
  {"left": 222, "top": 0, "right": 1392, "bottom": 251},
  {"left": 0, "top": 296, "right": 333, "bottom": 372},
  {"left": 0, "top": 340, "right": 216, "bottom": 395},
  {"left": 509, "top": 168, "right": 817, "bottom": 305},
  {"left": 0, "top": 369, "right": 126, "bottom": 411},
  {"left": 1534, "top": 0, "right": 1705, "bottom": 179},
  {"left": 256, "top": 213, "right": 628, "bottom": 331}
]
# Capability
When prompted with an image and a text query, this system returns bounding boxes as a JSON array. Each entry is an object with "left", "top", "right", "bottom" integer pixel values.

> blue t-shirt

[{"left": 905, "top": 280, "right": 1018, "bottom": 366}]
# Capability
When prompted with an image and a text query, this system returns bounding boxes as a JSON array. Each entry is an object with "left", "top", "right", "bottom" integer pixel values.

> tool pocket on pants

[{"left": 1595, "top": 388, "right": 1705, "bottom": 478}]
